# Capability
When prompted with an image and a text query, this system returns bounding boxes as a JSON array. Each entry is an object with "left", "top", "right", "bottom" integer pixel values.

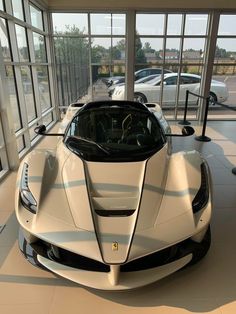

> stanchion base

[
  {"left": 195, "top": 135, "right": 211, "bottom": 142},
  {"left": 232, "top": 168, "right": 236, "bottom": 175},
  {"left": 178, "top": 120, "right": 191, "bottom": 125}
]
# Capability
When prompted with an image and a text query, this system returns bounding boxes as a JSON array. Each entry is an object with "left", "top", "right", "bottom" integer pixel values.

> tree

[
  {"left": 53, "top": 25, "right": 90, "bottom": 105},
  {"left": 135, "top": 35, "right": 146, "bottom": 64},
  {"left": 143, "top": 42, "right": 155, "bottom": 53},
  {"left": 111, "top": 39, "right": 126, "bottom": 60},
  {"left": 215, "top": 45, "right": 227, "bottom": 59},
  {"left": 91, "top": 44, "right": 108, "bottom": 63},
  {"left": 115, "top": 39, "right": 126, "bottom": 51}
]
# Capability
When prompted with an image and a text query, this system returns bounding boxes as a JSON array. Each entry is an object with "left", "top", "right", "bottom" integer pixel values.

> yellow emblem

[{"left": 112, "top": 242, "right": 118, "bottom": 251}]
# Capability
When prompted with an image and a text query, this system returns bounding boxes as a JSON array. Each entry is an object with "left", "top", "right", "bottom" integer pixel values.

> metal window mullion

[
  {"left": 217, "top": 35, "right": 236, "bottom": 38},
  {"left": 0, "top": 46, "right": 19, "bottom": 169},
  {"left": 8, "top": 20, "right": 19, "bottom": 62},
  {"left": 110, "top": 13, "right": 112, "bottom": 76},
  {"left": 176, "top": 14, "right": 186, "bottom": 120},
  {"left": 27, "top": 28, "right": 35, "bottom": 63},
  {"left": 159, "top": 14, "right": 168, "bottom": 108},
  {"left": 53, "top": 34, "right": 126, "bottom": 39},
  {"left": 48, "top": 63, "right": 57, "bottom": 119},
  {"left": 0, "top": 146, "right": 9, "bottom": 172},
  {"left": 42, "top": 9, "right": 48, "bottom": 33},
  {"left": 14, "top": 66, "right": 30, "bottom": 149},
  {"left": 64, "top": 39, "right": 71, "bottom": 104},
  {"left": 0, "top": 119, "right": 8, "bottom": 172},
  {"left": 4, "top": 0, "right": 12, "bottom": 15},
  {"left": 30, "top": 0, "right": 48, "bottom": 11},
  {"left": 3, "top": 61, "right": 51, "bottom": 66},
  {"left": 31, "top": 65, "right": 42, "bottom": 119},
  {"left": 0, "top": 7, "right": 48, "bottom": 34},
  {"left": 41, "top": 106, "right": 55, "bottom": 117},
  {"left": 27, "top": 27, "right": 42, "bottom": 127},
  {"left": 23, "top": 0, "right": 30, "bottom": 24},
  {"left": 88, "top": 13, "right": 93, "bottom": 101},
  {"left": 45, "top": 15, "right": 56, "bottom": 116},
  {"left": 48, "top": 12, "right": 59, "bottom": 120},
  {"left": 199, "top": 12, "right": 220, "bottom": 121},
  {"left": 125, "top": 11, "right": 135, "bottom": 101},
  {"left": 0, "top": 117, "right": 5, "bottom": 147}
]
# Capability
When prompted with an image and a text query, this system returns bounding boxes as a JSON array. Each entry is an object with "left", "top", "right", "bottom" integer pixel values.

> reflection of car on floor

[
  {"left": 112, "top": 73, "right": 229, "bottom": 105},
  {"left": 15, "top": 100, "right": 212, "bottom": 290}
]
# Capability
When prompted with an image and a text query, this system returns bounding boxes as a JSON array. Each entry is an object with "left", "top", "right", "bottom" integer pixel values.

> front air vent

[
  {"left": 95, "top": 209, "right": 135, "bottom": 217},
  {"left": 22, "top": 163, "right": 29, "bottom": 190},
  {"left": 71, "top": 102, "right": 84, "bottom": 107}
]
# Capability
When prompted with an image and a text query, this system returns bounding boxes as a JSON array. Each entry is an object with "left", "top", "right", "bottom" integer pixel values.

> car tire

[
  {"left": 209, "top": 92, "right": 217, "bottom": 106},
  {"left": 188, "top": 225, "right": 211, "bottom": 266},
  {"left": 134, "top": 93, "right": 147, "bottom": 104}
]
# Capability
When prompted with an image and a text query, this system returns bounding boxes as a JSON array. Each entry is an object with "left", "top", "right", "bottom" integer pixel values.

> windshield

[
  {"left": 136, "top": 74, "right": 160, "bottom": 84},
  {"left": 65, "top": 105, "right": 166, "bottom": 162},
  {"left": 143, "top": 76, "right": 162, "bottom": 86}
]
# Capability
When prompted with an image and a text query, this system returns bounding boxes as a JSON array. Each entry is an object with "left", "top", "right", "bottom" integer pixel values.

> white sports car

[
  {"left": 15, "top": 100, "right": 212, "bottom": 290},
  {"left": 112, "top": 73, "right": 228, "bottom": 105}
]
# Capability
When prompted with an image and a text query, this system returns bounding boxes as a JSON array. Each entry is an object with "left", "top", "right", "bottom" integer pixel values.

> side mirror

[
  {"left": 34, "top": 124, "right": 46, "bottom": 135},
  {"left": 182, "top": 126, "right": 195, "bottom": 136},
  {"left": 165, "top": 126, "right": 195, "bottom": 137},
  {"left": 34, "top": 124, "right": 64, "bottom": 137}
]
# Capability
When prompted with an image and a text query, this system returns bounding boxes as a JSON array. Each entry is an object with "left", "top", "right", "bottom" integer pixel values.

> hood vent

[{"left": 95, "top": 209, "right": 135, "bottom": 217}]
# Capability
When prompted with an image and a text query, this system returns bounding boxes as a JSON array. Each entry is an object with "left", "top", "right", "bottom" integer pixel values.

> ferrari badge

[{"left": 112, "top": 242, "right": 118, "bottom": 251}]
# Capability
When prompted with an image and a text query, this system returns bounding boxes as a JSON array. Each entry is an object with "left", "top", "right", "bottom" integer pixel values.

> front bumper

[
  {"left": 19, "top": 227, "right": 211, "bottom": 290},
  {"left": 38, "top": 254, "right": 192, "bottom": 290}
]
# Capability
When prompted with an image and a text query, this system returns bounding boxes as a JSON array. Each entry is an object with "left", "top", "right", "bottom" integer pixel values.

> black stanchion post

[
  {"left": 178, "top": 90, "right": 191, "bottom": 125},
  {"left": 195, "top": 96, "right": 211, "bottom": 142}
]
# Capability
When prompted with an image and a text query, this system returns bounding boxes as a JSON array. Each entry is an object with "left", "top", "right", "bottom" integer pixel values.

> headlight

[
  {"left": 114, "top": 88, "right": 123, "bottom": 96},
  {"left": 192, "top": 162, "right": 209, "bottom": 213},
  {"left": 20, "top": 163, "right": 37, "bottom": 214}
]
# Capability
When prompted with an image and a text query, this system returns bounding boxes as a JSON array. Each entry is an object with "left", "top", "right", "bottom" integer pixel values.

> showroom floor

[{"left": 1, "top": 121, "right": 236, "bottom": 314}]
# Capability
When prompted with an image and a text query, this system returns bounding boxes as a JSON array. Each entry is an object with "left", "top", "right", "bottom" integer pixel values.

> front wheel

[
  {"left": 134, "top": 93, "right": 147, "bottom": 104},
  {"left": 209, "top": 92, "right": 217, "bottom": 106}
]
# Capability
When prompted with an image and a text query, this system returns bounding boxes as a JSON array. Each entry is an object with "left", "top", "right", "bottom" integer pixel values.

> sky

[{"left": 51, "top": 13, "right": 236, "bottom": 52}]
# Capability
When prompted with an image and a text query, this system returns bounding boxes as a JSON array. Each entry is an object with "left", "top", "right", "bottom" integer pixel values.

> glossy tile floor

[{"left": 1, "top": 121, "right": 236, "bottom": 314}]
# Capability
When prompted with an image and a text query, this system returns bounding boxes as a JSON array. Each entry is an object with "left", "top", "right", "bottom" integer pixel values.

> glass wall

[
  {"left": 90, "top": 13, "right": 126, "bottom": 101},
  {"left": 209, "top": 14, "right": 236, "bottom": 119},
  {"left": 52, "top": 11, "right": 235, "bottom": 121},
  {"left": 12, "top": 0, "right": 24, "bottom": 21},
  {"left": 52, "top": 13, "right": 90, "bottom": 106},
  {"left": 1, "top": 6, "right": 236, "bottom": 179},
  {"left": 5, "top": 66, "right": 22, "bottom": 131},
  {"left": 0, "top": 0, "right": 4, "bottom": 11},
  {"left": 30, "top": 4, "right": 44, "bottom": 30},
  {"left": 0, "top": 0, "right": 56, "bottom": 176},
  {"left": 134, "top": 13, "right": 208, "bottom": 119},
  {"left": 52, "top": 13, "right": 126, "bottom": 107}
]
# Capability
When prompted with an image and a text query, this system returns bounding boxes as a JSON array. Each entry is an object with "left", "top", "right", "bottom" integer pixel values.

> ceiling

[{"left": 45, "top": 0, "right": 236, "bottom": 11}]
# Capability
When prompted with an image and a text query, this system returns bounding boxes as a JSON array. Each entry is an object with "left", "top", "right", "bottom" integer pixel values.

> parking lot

[{"left": 91, "top": 75, "right": 236, "bottom": 119}]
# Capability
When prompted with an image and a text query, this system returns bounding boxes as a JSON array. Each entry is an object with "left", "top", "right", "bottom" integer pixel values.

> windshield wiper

[{"left": 67, "top": 136, "right": 111, "bottom": 155}]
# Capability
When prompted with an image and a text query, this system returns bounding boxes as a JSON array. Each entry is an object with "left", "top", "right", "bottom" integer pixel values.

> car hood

[
  {"left": 62, "top": 144, "right": 168, "bottom": 263},
  {"left": 211, "top": 79, "right": 226, "bottom": 87}
]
